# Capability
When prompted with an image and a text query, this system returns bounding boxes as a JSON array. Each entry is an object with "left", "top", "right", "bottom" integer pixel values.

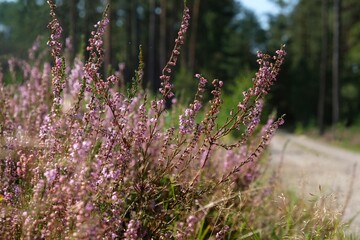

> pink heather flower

[
  {"left": 21, "top": 60, "right": 31, "bottom": 80},
  {"left": 237, "top": 103, "right": 246, "bottom": 110},
  {"left": 119, "top": 63, "right": 125, "bottom": 71},
  {"left": 243, "top": 100, "right": 263, "bottom": 135},
  {"left": 124, "top": 220, "right": 140, "bottom": 240},
  {"left": 199, "top": 147, "right": 211, "bottom": 165},
  {"left": 42, "top": 62, "right": 51, "bottom": 81},
  {"left": 39, "top": 114, "right": 52, "bottom": 142},
  {"left": 216, "top": 225, "right": 230, "bottom": 240},
  {"left": 261, "top": 117, "right": 274, "bottom": 135},
  {"left": 28, "top": 36, "right": 41, "bottom": 60},
  {"left": 223, "top": 145, "right": 247, "bottom": 172},
  {"left": 0, "top": 66, "right": 3, "bottom": 83},
  {"left": 151, "top": 99, "right": 165, "bottom": 113},
  {"left": 67, "top": 57, "right": 84, "bottom": 96},
  {"left": 44, "top": 168, "right": 57, "bottom": 184},
  {"left": 65, "top": 37, "right": 73, "bottom": 51},
  {"left": 218, "top": 80, "right": 224, "bottom": 87},
  {"left": 193, "top": 101, "right": 201, "bottom": 112},
  {"left": 261, "top": 116, "right": 285, "bottom": 145},
  {"left": 176, "top": 215, "right": 198, "bottom": 239},
  {"left": 256, "top": 51, "right": 263, "bottom": 58},
  {"left": 276, "top": 48, "right": 287, "bottom": 59},
  {"left": 194, "top": 73, "right": 207, "bottom": 93},
  {"left": 134, "top": 103, "right": 148, "bottom": 147},
  {"left": 30, "top": 67, "right": 41, "bottom": 82},
  {"left": 107, "top": 75, "right": 117, "bottom": 85},
  {"left": 179, "top": 100, "right": 202, "bottom": 135},
  {"left": 69, "top": 139, "right": 92, "bottom": 159},
  {"left": 52, "top": 56, "right": 64, "bottom": 89},
  {"left": 185, "top": 215, "right": 197, "bottom": 235}
]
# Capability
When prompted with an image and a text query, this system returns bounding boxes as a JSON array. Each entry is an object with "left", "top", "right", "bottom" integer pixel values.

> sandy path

[{"left": 269, "top": 132, "right": 360, "bottom": 234}]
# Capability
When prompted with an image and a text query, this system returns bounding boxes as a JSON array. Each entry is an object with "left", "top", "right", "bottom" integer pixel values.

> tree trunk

[
  {"left": 69, "top": 0, "right": 78, "bottom": 60},
  {"left": 104, "top": 0, "right": 112, "bottom": 77},
  {"left": 332, "top": 0, "right": 341, "bottom": 126},
  {"left": 84, "top": 0, "right": 98, "bottom": 60},
  {"left": 318, "top": 0, "right": 328, "bottom": 134},
  {"left": 188, "top": 0, "right": 201, "bottom": 74},
  {"left": 124, "top": 0, "right": 138, "bottom": 82},
  {"left": 148, "top": 0, "right": 156, "bottom": 91},
  {"left": 159, "top": 0, "right": 167, "bottom": 68},
  {"left": 131, "top": 0, "right": 139, "bottom": 68}
]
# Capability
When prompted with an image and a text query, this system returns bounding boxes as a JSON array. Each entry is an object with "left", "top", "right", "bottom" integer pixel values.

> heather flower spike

[
  {"left": 178, "top": 74, "right": 207, "bottom": 135},
  {"left": 47, "top": 0, "right": 62, "bottom": 59},
  {"left": 159, "top": 2, "right": 190, "bottom": 99},
  {"left": 84, "top": 4, "right": 110, "bottom": 95},
  {"left": 47, "top": 0, "right": 65, "bottom": 115}
]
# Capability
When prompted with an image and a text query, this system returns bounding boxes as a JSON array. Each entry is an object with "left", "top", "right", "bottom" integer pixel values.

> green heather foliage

[{"left": 0, "top": 1, "right": 347, "bottom": 239}]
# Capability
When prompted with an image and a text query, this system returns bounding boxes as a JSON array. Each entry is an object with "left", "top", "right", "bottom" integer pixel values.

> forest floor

[{"left": 270, "top": 131, "right": 360, "bottom": 234}]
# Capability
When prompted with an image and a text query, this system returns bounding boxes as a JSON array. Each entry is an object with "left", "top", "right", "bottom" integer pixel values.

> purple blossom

[
  {"left": 216, "top": 225, "right": 230, "bottom": 240},
  {"left": 0, "top": 67, "right": 3, "bottom": 84},
  {"left": 67, "top": 57, "right": 84, "bottom": 96},
  {"left": 44, "top": 168, "right": 57, "bottom": 184},
  {"left": 179, "top": 100, "right": 202, "bottom": 135},
  {"left": 261, "top": 116, "right": 285, "bottom": 145},
  {"left": 243, "top": 100, "right": 263, "bottom": 135},
  {"left": 124, "top": 220, "right": 140, "bottom": 240},
  {"left": 261, "top": 117, "right": 274, "bottom": 135},
  {"left": 28, "top": 37, "right": 41, "bottom": 60}
]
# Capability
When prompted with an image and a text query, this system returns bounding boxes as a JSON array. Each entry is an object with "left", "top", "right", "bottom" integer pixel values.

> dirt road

[{"left": 269, "top": 132, "right": 360, "bottom": 234}]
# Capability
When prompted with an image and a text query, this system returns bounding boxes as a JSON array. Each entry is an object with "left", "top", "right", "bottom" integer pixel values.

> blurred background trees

[{"left": 0, "top": 0, "right": 359, "bottom": 132}]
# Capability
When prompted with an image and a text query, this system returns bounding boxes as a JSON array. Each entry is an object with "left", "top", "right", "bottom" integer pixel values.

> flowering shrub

[{"left": 0, "top": 1, "right": 289, "bottom": 239}]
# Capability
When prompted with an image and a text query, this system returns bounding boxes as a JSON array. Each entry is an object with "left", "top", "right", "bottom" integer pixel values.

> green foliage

[
  {"left": 173, "top": 66, "right": 197, "bottom": 104},
  {"left": 348, "top": 23, "right": 360, "bottom": 63},
  {"left": 128, "top": 45, "right": 144, "bottom": 99},
  {"left": 217, "top": 69, "right": 254, "bottom": 127},
  {"left": 0, "top": 1, "right": 49, "bottom": 57}
]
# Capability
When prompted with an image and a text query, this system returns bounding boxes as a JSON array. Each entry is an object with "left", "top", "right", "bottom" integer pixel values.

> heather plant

[{"left": 0, "top": 1, "right": 347, "bottom": 239}]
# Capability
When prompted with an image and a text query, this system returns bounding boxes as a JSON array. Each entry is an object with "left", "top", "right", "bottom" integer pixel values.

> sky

[
  {"left": 239, "top": 0, "right": 280, "bottom": 28},
  {"left": 239, "top": 0, "right": 297, "bottom": 29}
]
